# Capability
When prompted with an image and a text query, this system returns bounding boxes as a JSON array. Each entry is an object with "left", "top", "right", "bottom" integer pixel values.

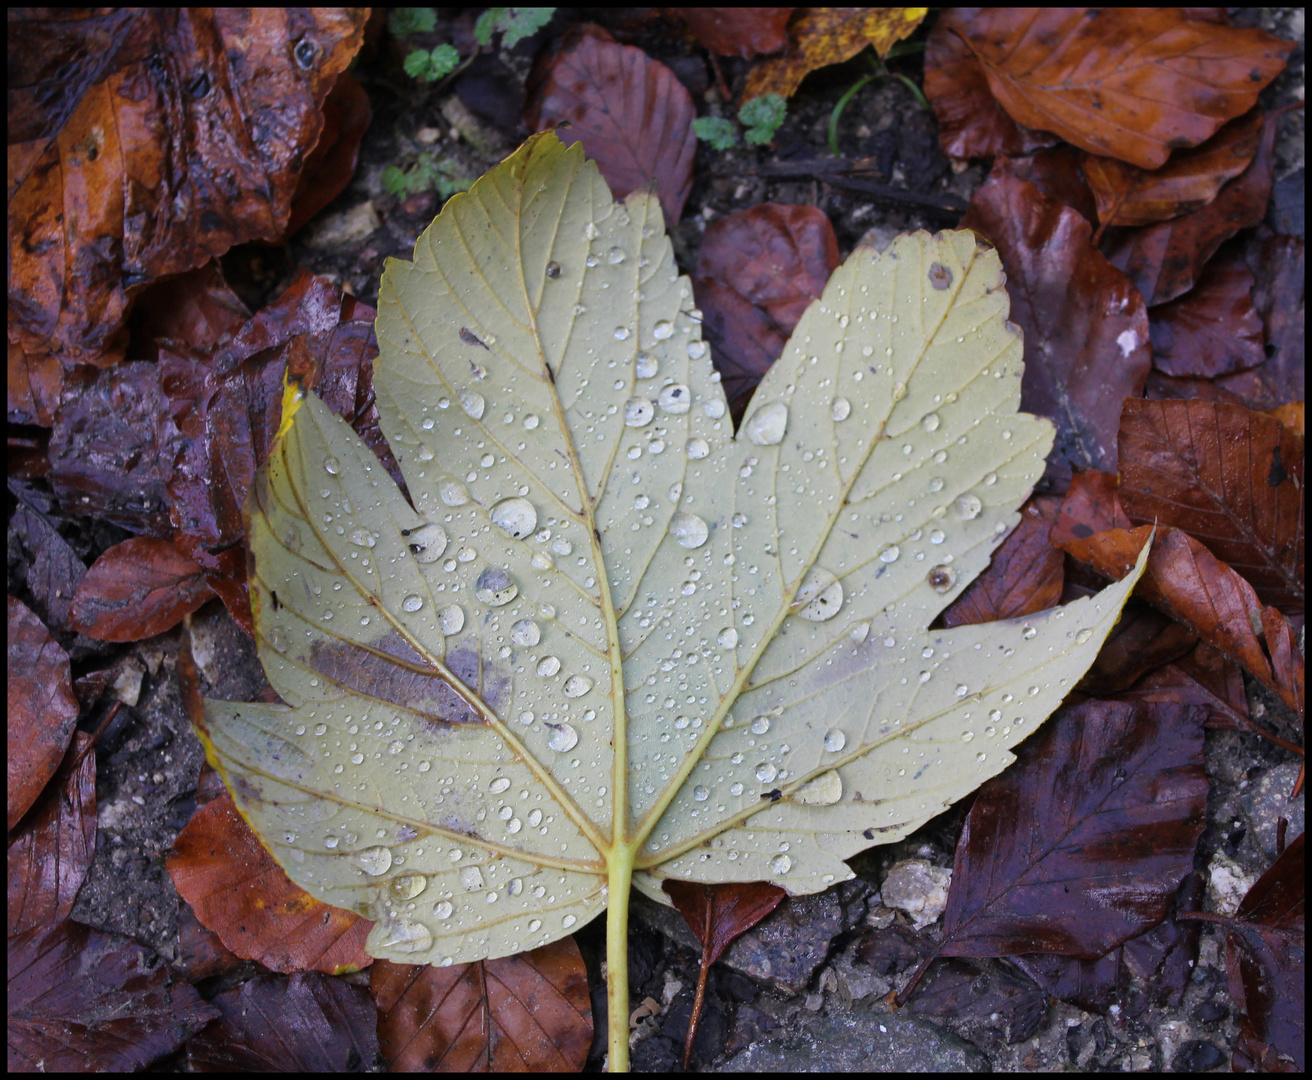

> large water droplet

[
  {"left": 624, "top": 397, "right": 654, "bottom": 427},
  {"left": 770, "top": 854, "right": 792, "bottom": 874},
  {"left": 669, "top": 512, "right": 709, "bottom": 549},
  {"left": 879, "top": 545, "right": 900, "bottom": 563},
  {"left": 390, "top": 873, "right": 428, "bottom": 900},
  {"left": 1021, "top": 625, "right": 1037, "bottom": 640},
  {"left": 704, "top": 398, "right": 726, "bottom": 419},
  {"left": 831, "top": 396, "right": 852, "bottom": 422},
  {"left": 920, "top": 412, "right": 941, "bottom": 432},
  {"left": 652, "top": 320, "right": 674, "bottom": 340},
  {"left": 434, "top": 900, "right": 454, "bottom": 920},
  {"left": 717, "top": 627, "right": 738, "bottom": 649},
  {"left": 537, "top": 655, "right": 561, "bottom": 676},
  {"left": 439, "top": 481, "right": 470, "bottom": 506},
  {"left": 459, "top": 390, "right": 486, "bottom": 419},
  {"left": 607, "top": 245, "right": 626, "bottom": 264},
  {"left": 547, "top": 723, "right": 579, "bottom": 752},
  {"left": 823, "top": 729, "right": 847, "bottom": 753},
  {"left": 687, "top": 339, "right": 707, "bottom": 360},
  {"left": 1075, "top": 627, "right": 1094, "bottom": 645},
  {"left": 955, "top": 494, "right": 983, "bottom": 520},
  {"left": 381, "top": 918, "right": 434, "bottom": 954},
  {"left": 436, "top": 604, "right": 465, "bottom": 634},
  {"left": 348, "top": 527, "right": 376, "bottom": 548},
  {"left": 405, "top": 522, "right": 448, "bottom": 563},
  {"left": 792, "top": 567, "right": 844, "bottom": 622},
  {"left": 686, "top": 437, "right": 709, "bottom": 459},
  {"left": 750, "top": 715, "right": 770, "bottom": 734},
  {"left": 490, "top": 496, "right": 538, "bottom": 539},
  {"left": 460, "top": 866, "right": 485, "bottom": 890},
  {"left": 402, "top": 594, "right": 424, "bottom": 612},
  {"left": 755, "top": 762, "right": 777, "bottom": 783},
  {"left": 658, "top": 384, "right": 691, "bottom": 414},
  {"left": 850, "top": 622, "right": 870, "bottom": 644},
  {"left": 324, "top": 456, "right": 340, "bottom": 475},
  {"left": 356, "top": 846, "right": 392, "bottom": 876},
  {"left": 512, "top": 619, "right": 541, "bottom": 646},
  {"left": 745, "top": 401, "right": 788, "bottom": 445},
  {"left": 475, "top": 567, "right": 518, "bottom": 606},
  {"left": 563, "top": 675, "right": 593, "bottom": 698},
  {"left": 635, "top": 351, "right": 658, "bottom": 379}
]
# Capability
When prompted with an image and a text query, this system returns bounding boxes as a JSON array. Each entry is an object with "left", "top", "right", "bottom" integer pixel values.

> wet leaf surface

[
  {"left": 7, "top": 920, "right": 219, "bottom": 1072},
  {"left": 1148, "top": 246, "right": 1266, "bottom": 379},
  {"left": 673, "top": 8, "right": 794, "bottom": 59},
  {"left": 185, "top": 971, "right": 378, "bottom": 1072},
  {"left": 371, "top": 937, "right": 592, "bottom": 1071},
  {"left": 939, "top": 699, "right": 1208, "bottom": 959},
  {"left": 198, "top": 133, "right": 1146, "bottom": 1067},
  {"left": 7, "top": 596, "right": 80, "bottom": 830}
]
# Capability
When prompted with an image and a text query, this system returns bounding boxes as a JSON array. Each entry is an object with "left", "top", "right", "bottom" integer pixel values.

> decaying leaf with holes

[{"left": 196, "top": 132, "right": 1147, "bottom": 1071}]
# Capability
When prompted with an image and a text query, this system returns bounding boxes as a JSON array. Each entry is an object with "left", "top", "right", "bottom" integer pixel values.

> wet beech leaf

[{"left": 197, "top": 132, "right": 1147, "bottom": 1069}]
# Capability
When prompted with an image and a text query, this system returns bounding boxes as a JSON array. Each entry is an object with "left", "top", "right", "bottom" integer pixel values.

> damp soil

[{"left": 13, "top": 7, "right": 1304, "bottom": 1073}]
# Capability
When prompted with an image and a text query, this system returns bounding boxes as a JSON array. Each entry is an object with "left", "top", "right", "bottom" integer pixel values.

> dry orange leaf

[
  {"left": 954, "top": 9, "right": 1292, "bottom": 169},
  {"left": 167, "top": 794, "right": 373, "bottom": 975},
  {"left": 742, "top": 7, "right": 926, "bottom": 102}
]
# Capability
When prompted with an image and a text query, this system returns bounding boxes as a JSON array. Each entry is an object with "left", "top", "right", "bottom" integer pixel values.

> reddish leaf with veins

[
  {"left": 69, "top": 537, "right": 213, "bottom": 642},
  {"left": 938, "top": 699, "right": 1207, "bottom": 960},
  {"left": 1118, "top": 398, "right": 1303, "bottom": 611},
  {"left": 953, "top": 9, "right": 1291, "bottom": 169},
  {"left": 674, "top": 7, "right": 793, "bottom": 58},
  {"left": 371, "top": 938, "right": 592, "bottom": 1071},
  {"left": 664, "top": 879, "right": 786, "bottom": 1067},
  {"left": 1149, "top": 247, "right": 1265, "bottom": 379}
]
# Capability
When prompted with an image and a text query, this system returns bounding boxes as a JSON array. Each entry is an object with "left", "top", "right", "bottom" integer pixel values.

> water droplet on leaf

[
  {"left": 745, "top": 401, "right": 788, "bottom": 445},
  {"left": 490, "top": 496, "right": 538, "bottom": 539}
]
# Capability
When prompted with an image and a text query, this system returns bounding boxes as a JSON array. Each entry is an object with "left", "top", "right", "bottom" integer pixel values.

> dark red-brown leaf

[
  {"left": 7, "top": 920, "right": 219, "bottom": 1072},
  {"left": 1121, "top": 643, "right": 1250, "bottom": 732},
  {"left": 674, "top": 8, "right": 793, "bottom": 58},
  {"left": 961, "top": 160, "right": 1150, "bottom": 486},
  {"left": 939, "top": 700, "right": 1208, "bottom": 960},
  {"left": 1225, "top": 833, "right": 1305, "bottom": 1071},
  {"left": 7, "top": 732, "right": 96, "bottom": 936},
  {"left": 1100, "top": 110, "right": 1282, "bottom": 306},
  {"left": 7, "top": 480, "right": 86, "bottom": 633},
  {"left": 1083, "top": 110, "right": 1265, "bottom": 230},
  {"left": 1118, "top": 398, "right": 1304, "bottom": 611},
  {"left": 1149, "top": 246, "right": 1265, "bottom": 379},
  {"left": 69, "top": 536, "right": 213, "bottom": 642},
  {"left": 923, "top": 8, "right": 1061, "bottom": 160},
  {"left": 525, "top": 29, "right": 697, "bottom": 223},
  {"left": 664, "top": 880, "right": 787, "bottom": 966},
  {"left": 7, "top": 596, "right": 80, "bottom": 830},
  {"left": 693, "top": 204, "right": 839, "bottom": 415},
  {"left": 286, "top": 69, "right": 372, "bottom": 236},
  {"left": 939, "top": 497, "right": 1064, "bottom": 629},
  {"left": 1058, "top": 525, "right": 1304, "bottom": 716},
  {"left": 186, "top": 972, "right": 378, "bottom": 1072},
  {"left": 371, "top": 937, "right": 593, "bottom": 1072},
  {"left": 1050, "top": 469, "right": 1131, "bottom": 548}
]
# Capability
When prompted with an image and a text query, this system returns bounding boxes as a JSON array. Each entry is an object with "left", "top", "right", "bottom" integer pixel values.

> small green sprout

[
  {"left": 738, "top": 94, "right": 787, "bottom": 145},
  {"left": 693, "top": 94, "right": 788, "bottom": 151},
  {"left": 383, "top": 154, "right": 473, "bottom": 202},
  {"left": 473, "top": 8, "right": 555, "bottom": 49},
  {"left": 403, "top": 44, "right": 460, "bottom": 82},
  {"left": 691, "top": 117, "right": 738, "bottom": 152}
]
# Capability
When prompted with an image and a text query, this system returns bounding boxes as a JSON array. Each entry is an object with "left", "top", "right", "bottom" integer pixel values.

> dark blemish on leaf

[
  {"left": 863, "top": 828, "right": 874, "bottom": 840},
  {"left": 460, "top": 327, "right": 489, "bottom": 349},
  {"left": 271, "top": 591, "right": 281, "bottom": 611},
  {"left": 928, "top": 262, "right": 952, "bottom": 290},
  {"left": 1073, "top": 523, "right": 1093, "bottom": 538},
  {"left": 546, "top": 261, "right": 561, "bottom": 278},
  {"left": 1268, "top": 444, "right": 1287, "bottom": 487},
  {"left": 594, "top": 527, "right": 602, "bottom": 544},
  {"left": 761, "top": 789, "right": 783, "bottom": 802}
]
